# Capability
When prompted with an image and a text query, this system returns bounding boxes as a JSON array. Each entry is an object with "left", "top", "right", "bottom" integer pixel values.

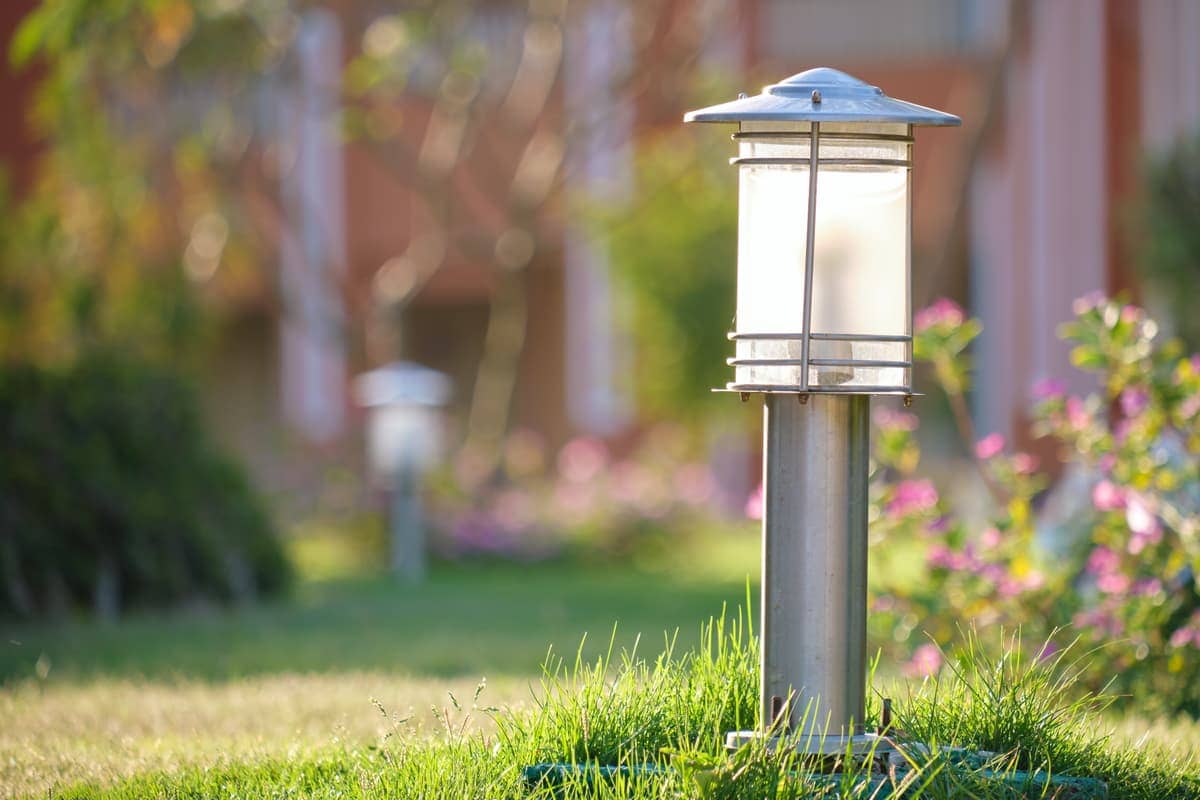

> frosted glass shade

[
  {"left": 366, "top": 404, "right": 443, "bottom": 478},
  {"left": 732, "top": 122, "right": 912, "bottom": 391}
]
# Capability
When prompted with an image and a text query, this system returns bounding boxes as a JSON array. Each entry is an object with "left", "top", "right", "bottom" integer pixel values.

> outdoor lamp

[
  {"left": 685, "top": 68, "right": 958, "bottom": 751},
  {"left": 355, "top": 361, "right": 451, "bottom": 581}
]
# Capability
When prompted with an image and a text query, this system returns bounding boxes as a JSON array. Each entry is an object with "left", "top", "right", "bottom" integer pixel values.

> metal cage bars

[{"left": 726, "top": 125, "right": 914, "bottom": 395}]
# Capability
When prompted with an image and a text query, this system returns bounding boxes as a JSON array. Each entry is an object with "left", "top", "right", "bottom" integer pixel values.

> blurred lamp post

[
  {"left": 685, "top": 68, "right": 958, "bottom": 751},
  {"left": 355, "top": 362, "right": 451, "bottom": 582}
]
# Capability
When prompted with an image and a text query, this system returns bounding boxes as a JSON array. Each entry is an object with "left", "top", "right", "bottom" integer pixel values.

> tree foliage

[
  {"left": 603, "top": 130, "right": 738, "bottom": 424},
  {"left": 2, "top": 0, "right": 300, "bottom": 364}
]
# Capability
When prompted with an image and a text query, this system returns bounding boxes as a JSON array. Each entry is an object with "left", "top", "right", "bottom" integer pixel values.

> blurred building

[
  {"left": 969, "top": 0, "right": 1200, "bottom": 447},
  {"left": 3, "top": 1, "right": 1199, "bottom": 506},
  {"left": 269, "top": 0, "right": 990, "bottom": 501}
]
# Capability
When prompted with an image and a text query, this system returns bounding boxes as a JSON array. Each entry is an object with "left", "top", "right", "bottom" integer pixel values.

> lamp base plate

[{"left": 724, "top": 730, "right": 893, "bottom": 756}]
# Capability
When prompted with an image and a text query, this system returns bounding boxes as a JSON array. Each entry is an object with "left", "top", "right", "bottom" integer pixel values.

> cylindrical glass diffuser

[{"left": 731, "top": 121, "right": 912, "bottom": 392}]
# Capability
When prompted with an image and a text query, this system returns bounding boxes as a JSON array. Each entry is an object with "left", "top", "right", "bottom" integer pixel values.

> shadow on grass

[{"left": 0, "top": 561, "right": 756, "bottom": 684}]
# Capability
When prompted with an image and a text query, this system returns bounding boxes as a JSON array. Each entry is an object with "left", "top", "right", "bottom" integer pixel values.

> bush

[
  {"left": 0, "top": 353, "right": 290, "bottom": 618},
  {"left": 871, "top": 295, "right": 1200, "bottom": 716},
  {"left": 1138, "top": 130, "right": 1200, "bottom": 349}
]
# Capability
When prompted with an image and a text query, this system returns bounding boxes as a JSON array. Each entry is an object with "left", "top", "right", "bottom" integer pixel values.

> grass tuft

[
  {"left": 892, "top": 628, "right": 1200, "bottom": 800},
  {"left": 28, "top": 616, "right": 1200, "bottom": 799}
]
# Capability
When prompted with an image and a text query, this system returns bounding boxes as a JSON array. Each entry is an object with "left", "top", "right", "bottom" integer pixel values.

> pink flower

[
  {"left": 925, "top": 515, "right": 951, "bottom": 534},
  {"left": 1092, "top": 480, "right": 1126, "bottom": 512},
  {"left": 1031, "top": 378, "right": 1067, "bottom": 401},
  {"left": 1119, "top": 387, "right": 1149, "bottom": 418},
  {"left": 975, "top": 433, "right": 1005, "bottom": 460},
  {"left": 1012, "top": 453, "right": 1040, "bottom": 474},
  {"left": 744, "top": 483, "right": 763, "bottom": 521},
  {"left": 979, "top": 562, "right": 1006, "bottom": 584},
  {"left": 875, "top": 407, "right": 918, "bottom": 432},
  {"left": 1132, "top": 578, "right": 1162, "bottom": 597},
  {"left": 557, "top": 437, "right": 609, "bottom": 483},
  {"left": 980, "top": 527, "right": 1002, "bottom": 549},
  {"left": 1128, "top": 532, "right": 1152, "bottom": 555},
  {"left": 1171, "top": 613, "right": 1200, "bottom": 648},
  {"left": 1072, "top": 291, "right": 1107, "bottom": 316},
  {"left": 1120, "top": 304, "right": 1144, "bottom": 324},
  {"left": 926, "top": 544, "right": 956, "bottom": 570},
  {"left": 1097, "top": 572, "right": 1131, "bottom": 595},
  {"left": 997, "top": 578, "right": 1023, "bottom": 598},
  {"left": 914, "top": 298, "right": 965, "bottom": 332},
  {"left": 1085, "top": 546, "right": 1120, "bottom": 576},
  {"left": 904, "top": 643, "right": 943, "bottom": 678},
  {"left": 887, "top": 480, "right": 939, "bottom": 517},
  {"left": 1073, "top": 606, "right": 1124, "bottom": 638},
  {"left": 1065, "top": 397, "right": 1090, "bottom": 430},
  {"left": 1180, "top": 394, "right": 1200, "bottom": 421},
  {"left": 452, "top": 511, "right": 505, "bottom": 552}
]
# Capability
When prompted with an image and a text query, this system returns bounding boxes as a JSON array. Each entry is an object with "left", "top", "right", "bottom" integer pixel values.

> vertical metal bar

[
  {"left": 761, "top": 393, "right": 869, "bottom": 736},
  {"left": 904, "top": 125, "right": 914, "bottom": 389},
  {"left": 798, "top": 122, "right": 821, "bottom": 392}
]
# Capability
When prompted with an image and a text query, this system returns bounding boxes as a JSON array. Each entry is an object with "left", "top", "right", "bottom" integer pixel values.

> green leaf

[
  {"left": 1069, "top": 347, "right": 1108, "bottom": 371},
  {"left": 10, "top": 6, "right": 50, "bottom": 67}
]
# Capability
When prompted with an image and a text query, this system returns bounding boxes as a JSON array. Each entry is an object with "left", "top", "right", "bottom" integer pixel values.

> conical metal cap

[{"left": 684, "top": 67, "right": 960, "bottom": 126}]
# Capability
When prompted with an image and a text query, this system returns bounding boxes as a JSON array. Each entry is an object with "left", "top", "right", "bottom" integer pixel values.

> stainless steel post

[
  {"left": 761, "top": 393, "right": 869, "bottom": 736},
  {"left": 390, "top": 464, "right": 427, "bottom": 582}
]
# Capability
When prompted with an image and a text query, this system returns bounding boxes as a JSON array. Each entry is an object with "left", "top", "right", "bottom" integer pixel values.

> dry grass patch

[{"left": 0, "top": 672, "right": 526, "bottom": 799}]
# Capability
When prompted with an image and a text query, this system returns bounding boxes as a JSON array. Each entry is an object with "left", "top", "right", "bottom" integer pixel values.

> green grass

[
  {"left": 4, "top": 532, "right": 1200, "bottom": 799},
  {"left": 0, "top": 535, "right": 761, "bottom": 798},
  {"left": 0, "top": 552, "right": 757, "bottom": 685},
  {"left": 32, "top": 617, "right": 1200, "bottom": 800}
]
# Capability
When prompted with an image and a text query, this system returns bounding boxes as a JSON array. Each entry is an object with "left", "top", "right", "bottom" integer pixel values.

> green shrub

[
  {"left": 873, "top": 295, "right": 1200, "bottom": 717},
  {"left": 1139, "top": 131, "right": 1200, "bottom": 349},
  {"left": 0, "top": 352, "right": 289, "bottom": 618}
]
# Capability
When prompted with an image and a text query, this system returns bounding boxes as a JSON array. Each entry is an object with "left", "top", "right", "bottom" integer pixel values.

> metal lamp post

[
  {"left": 355, "top": 361, "right": 451, "bottom": 582},
  {"left": 684, "top": 67, "right": 959, "bottom": 751}
]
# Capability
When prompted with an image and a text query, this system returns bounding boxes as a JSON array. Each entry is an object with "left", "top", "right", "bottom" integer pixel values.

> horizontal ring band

[
  {"left": 728, "top": 332, "right": 912, "bottom": 343},
  {"left": 723, "top": 383, "right": 913, "bottom": 395},
  {"left": 728, "top": 358, "right": 911, "bottom": 368},
  {"left": 730, "top": 156, "right": 912, "bottom": 167}
]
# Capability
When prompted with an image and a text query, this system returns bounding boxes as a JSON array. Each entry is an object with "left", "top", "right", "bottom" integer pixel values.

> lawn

[
  {"left": 3, "top": 531, "right": 1199, "bottom": 799},
  {"left": 0, "top": 533, "right": 760, "bottom": 798}
]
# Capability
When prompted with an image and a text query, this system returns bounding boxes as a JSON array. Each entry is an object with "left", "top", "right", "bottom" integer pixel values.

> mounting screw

[
  {"left": 811, "top": 89, "right": 822, "bottom": 104},
  {"left": 798, "top": 394, "right": 809, "bottom": 405},
  {"left": 903, "top": 394, "right": 913, "bottom": 408}
]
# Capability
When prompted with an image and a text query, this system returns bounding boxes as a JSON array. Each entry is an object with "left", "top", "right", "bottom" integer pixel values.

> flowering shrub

[
  {"left": 426, "top": 425, "right": 727, "bottom": 563},
  {"left": 875, "top": 295, "right": 1200, "bottom": 715}
]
